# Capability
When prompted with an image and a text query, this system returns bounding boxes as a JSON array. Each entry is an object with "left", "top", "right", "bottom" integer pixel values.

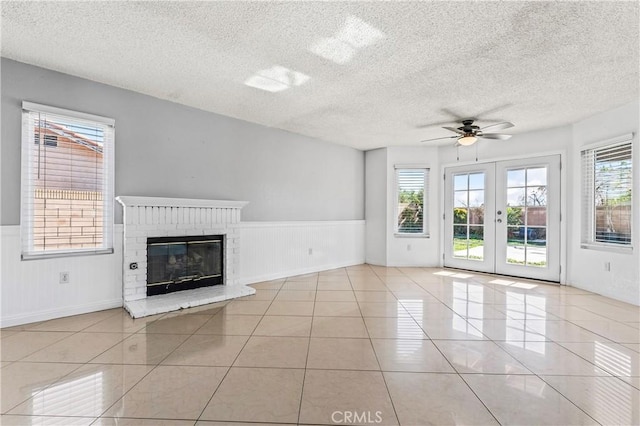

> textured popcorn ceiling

[{"left": 2, "top": 1, "right": 638, "bottom": 150}]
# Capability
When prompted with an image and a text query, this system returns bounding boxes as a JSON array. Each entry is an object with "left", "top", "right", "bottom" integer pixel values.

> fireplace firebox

[{"left": 146, "top": 235, "right": 224, "bottom": 296}]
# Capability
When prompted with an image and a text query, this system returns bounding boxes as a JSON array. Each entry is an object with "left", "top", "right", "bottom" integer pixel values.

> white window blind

[
  {"left": 581, "top": 135, "right": 633, "bottom": 248},
  {"left": 395, "top": 167, "right": 429, "bottom": 235},
  {"left": 21, "top": 102, "right": 115, "bottom": 259}
]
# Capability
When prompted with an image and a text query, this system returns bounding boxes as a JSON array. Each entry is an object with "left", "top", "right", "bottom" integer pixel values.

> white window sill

[
  {"left": 22, "top": 248, "right": 114, "bottom": 261},
  {"left": 394, "top": 233, "right": 430, "bottom": 238},
  {"left": 580, "top": 243, "right": 633, "bottom": 254}
]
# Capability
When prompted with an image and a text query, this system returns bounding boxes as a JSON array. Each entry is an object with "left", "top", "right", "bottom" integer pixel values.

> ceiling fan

[{"left": 420, "top": 119, "right": 514, "bottom": 146}]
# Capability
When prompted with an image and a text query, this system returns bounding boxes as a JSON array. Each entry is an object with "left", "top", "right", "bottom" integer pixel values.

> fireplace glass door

[{"left": 147, "top": 235, "right": 223, "bottom": 296}]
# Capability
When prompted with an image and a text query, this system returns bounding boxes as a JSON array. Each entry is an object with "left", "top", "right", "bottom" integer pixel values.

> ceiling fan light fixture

[{"left": 458, "top": 134, "right": 477, "bottom": 146}]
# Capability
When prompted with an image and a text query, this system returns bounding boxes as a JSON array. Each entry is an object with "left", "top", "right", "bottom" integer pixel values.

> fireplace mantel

[
  {"left": 116, "top": 196, "right": 254, "bottom": 318},
  {"left": 116, "top": 196, "right": 249, "bottom": 210}
]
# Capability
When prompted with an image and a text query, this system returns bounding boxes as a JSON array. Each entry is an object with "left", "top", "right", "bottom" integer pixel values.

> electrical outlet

[
  {"left": 308, "top": 248, "right": 313, "bottom": 255},
  {"left": 604, "top": 262, "right": 611, "bottom": 272},
  {"left": 407, "top": 244, "right": 412, "bottom": 251},
  {"left": 59, "top": 272, "right": 70, "bottom": 283}
]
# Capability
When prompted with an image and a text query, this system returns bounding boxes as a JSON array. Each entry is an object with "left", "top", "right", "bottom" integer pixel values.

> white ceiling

[{"left": 2, "top": 1, "right": 638, "bottom": 151}]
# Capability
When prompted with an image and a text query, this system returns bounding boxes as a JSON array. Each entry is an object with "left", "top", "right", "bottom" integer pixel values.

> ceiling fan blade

[
  {"left": 478, "top": 133, "right": 512, "bottom": 140},
  {"left": 480, "top": 122, "right": 514, "bottom": 132},
  {"left": 442, "top": 126, "right": 464, "bottom": 135},
  {"left": 420, "top": 135, "right": 458, "bottom": 143}
]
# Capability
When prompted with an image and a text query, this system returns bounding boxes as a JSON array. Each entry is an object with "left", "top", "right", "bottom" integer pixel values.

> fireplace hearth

[{"left": 147, "top": 235, "right": 223, "bottom": 296}]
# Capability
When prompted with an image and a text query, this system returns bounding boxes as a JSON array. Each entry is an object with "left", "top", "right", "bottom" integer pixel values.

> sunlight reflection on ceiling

[
  {"left": 244, "top": 65, "right": 310, "bottom": 92},
  {"left": 309, "top": 15, "right": 386, "bottom": 64}
]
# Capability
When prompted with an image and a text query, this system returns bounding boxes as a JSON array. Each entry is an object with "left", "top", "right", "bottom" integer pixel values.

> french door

[{"left": 444, "top": 155, "right": 560, "bottom": 282}]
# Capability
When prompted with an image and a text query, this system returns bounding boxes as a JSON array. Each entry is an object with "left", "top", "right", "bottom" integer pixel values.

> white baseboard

[
  {"left": 0, "top": 298, "right": 123, "bottom": 328},
  {"left": 240, "top": 259, "right": 364, "bottom": 285}
]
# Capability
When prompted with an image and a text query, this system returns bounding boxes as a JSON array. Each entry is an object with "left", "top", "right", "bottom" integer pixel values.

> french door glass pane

[
  {"left": 454, "top": 191, "right": 467, "bottom": 207},
  {"left": 527, "top": 168, "right": 547, "bottom": 185},
  {"left": 527, "top": 186, "right": 547, "bottom": 206},
  {"left": 454, "top": 174, "right": 468, "bottom": 190},
  {"left": 507, "top": 169, "right": 526, "bottom": 187},
  {"left": 452, "top": 172, "right": 485, "bottom": 261},
  {"left": 507, "top": 207, "right": 524, "bottom": 225},
  {"left": 469, "top": 226, "right": 484, "bottom": 261},
  {"left": 469, "top": 173, "right": 484, "bottom": 190},
  {"left": 469, "top": 207, "right": 484, "bottom": 224},
  {"left": 505, "top": 167, "right": 548, "bottom": 268},
  {"left": 453, "top": 225, "right": 468, "bottom": 258},
  {"left": 526, "top": 228, "right": 547, "bottom": 267},
  {"left": 468, "top": 190, "right": 484, "bottom": 206},
  {"left": 507, "top": 188, "right": 526, "bottom": 207},
  {"left": 453, "top": 208, "right": 467, "bottom": 224}
]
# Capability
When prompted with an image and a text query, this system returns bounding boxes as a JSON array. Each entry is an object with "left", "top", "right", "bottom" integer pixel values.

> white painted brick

[
  {"left": 203, "top": 229, "right": 222, "bottom": 235},
  {"left": 159, "top": 207, "right": 167, "bottom": 225},
  {"left": 125, "top": 207, "right": 134, "bottom": 225},
  {"left": 177, "top": 224, "right": 197, "bottom": 230},
  {"left": 120, "top": 198, "right": 245, "bottom": 305},
  {"left": 124, "top": 256, "right": 137, "bottom": 265}
]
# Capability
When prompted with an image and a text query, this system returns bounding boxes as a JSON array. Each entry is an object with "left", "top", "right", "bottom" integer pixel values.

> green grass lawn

[{"left": 453, "top": 238, "right": 484, "bottom": 251}]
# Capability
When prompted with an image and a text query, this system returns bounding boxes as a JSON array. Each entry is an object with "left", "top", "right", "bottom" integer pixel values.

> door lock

[
  {"left": 497, "top": 210, "right": 503, "bottom": 215},
  {"left": 496, "top": 218, "right": 503, "bottom": 223}
]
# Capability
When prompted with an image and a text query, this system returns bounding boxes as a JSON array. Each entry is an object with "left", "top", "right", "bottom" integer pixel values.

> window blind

[
  {"left": 581, "top": 136, "right": 633, "bottom": 247},
  {"left": 21, "top": 102, "right": 115, "bottom": 259},
  {"left": 396, "top": 167, "right": 429, "bottom": 235}
]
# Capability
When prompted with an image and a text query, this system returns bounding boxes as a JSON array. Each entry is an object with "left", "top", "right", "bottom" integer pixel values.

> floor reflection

[{"left": 31, "top": 371, "right": 104, "bottom": 417}]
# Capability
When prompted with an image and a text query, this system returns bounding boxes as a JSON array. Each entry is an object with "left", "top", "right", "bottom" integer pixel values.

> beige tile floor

[{"left": 1, "top": 264, "right": 639, "bottom": 425}]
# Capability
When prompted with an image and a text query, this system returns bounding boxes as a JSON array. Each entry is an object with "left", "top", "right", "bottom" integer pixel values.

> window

[
  {"left": 581, "top": 134, "right": 633, "bottom": 248},
  {"left": 34, "top": 134, "right": 58, "bottom": 147},
  {"left": 21, "top": 102, "right": 115, "bottom": 259},
  {"left": 395, "top": 167, "right": 429, "bottom": 236}
]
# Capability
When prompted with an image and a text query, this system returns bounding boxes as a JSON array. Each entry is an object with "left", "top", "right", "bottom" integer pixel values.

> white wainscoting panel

[
  {"left": 1, "top": 220, "right": 366, "bottom": 326},
  {"left": 0, "top": 225, "right": 123, "bottom": 327},
  {"left": 239, "top": 221, "right": 366, "bottom": 284}
]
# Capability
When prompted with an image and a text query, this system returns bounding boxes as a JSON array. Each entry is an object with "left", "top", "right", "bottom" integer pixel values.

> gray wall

[
  {"left": 1, "top": 59, "right": 364, "bottom": 224},
  {"left": 364, "top": 148, "right": 387, "bottom": 265}
]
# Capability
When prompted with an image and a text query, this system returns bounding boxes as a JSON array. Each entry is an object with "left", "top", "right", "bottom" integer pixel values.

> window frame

[
  {"left": 20, "top": 101, "right": 116, "bottom": 260},
  {"left": 394, "top": 165, "right": 430, "bottom": 238},
  {"left": 580, "top": 133, "right": 634, "bottom": 253}
]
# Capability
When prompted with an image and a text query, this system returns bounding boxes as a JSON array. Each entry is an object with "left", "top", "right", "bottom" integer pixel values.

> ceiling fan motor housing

[{"left": 460, "top": 119, "right": 480, "bottom": 134}]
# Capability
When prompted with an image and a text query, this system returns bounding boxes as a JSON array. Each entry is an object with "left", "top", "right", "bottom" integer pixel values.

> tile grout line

[
  {"left": 194, "top": 278, "right": 284, "bottom": 424},
  {"left": 89, "top": 308, "right": 221, "bottom": 422},
  {"left": 4, "top": 266, "right": 639, "bottom": 424},
  {"left": 3, "top": 310, "right": 145, "bottom": 416},
  {"left": 296, "top": 272, "right": 320, "bottom": 425},
  {"left": 364, "top": 266, "right": 409, "bottom": 426}
]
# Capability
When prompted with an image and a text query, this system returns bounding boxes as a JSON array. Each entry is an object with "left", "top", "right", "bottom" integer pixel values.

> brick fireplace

[{"left": 115, "top": 196, "right": 255, "bottom": 318}]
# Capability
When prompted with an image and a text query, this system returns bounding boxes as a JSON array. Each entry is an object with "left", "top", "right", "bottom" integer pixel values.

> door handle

[{"left": 496, "top": 218, "right": 503, "bottom": 223}]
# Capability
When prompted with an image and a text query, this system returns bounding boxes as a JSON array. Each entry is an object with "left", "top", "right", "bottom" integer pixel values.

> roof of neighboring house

[{"left": 39, "top": 121, "right": 103, "bottom": 154}]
